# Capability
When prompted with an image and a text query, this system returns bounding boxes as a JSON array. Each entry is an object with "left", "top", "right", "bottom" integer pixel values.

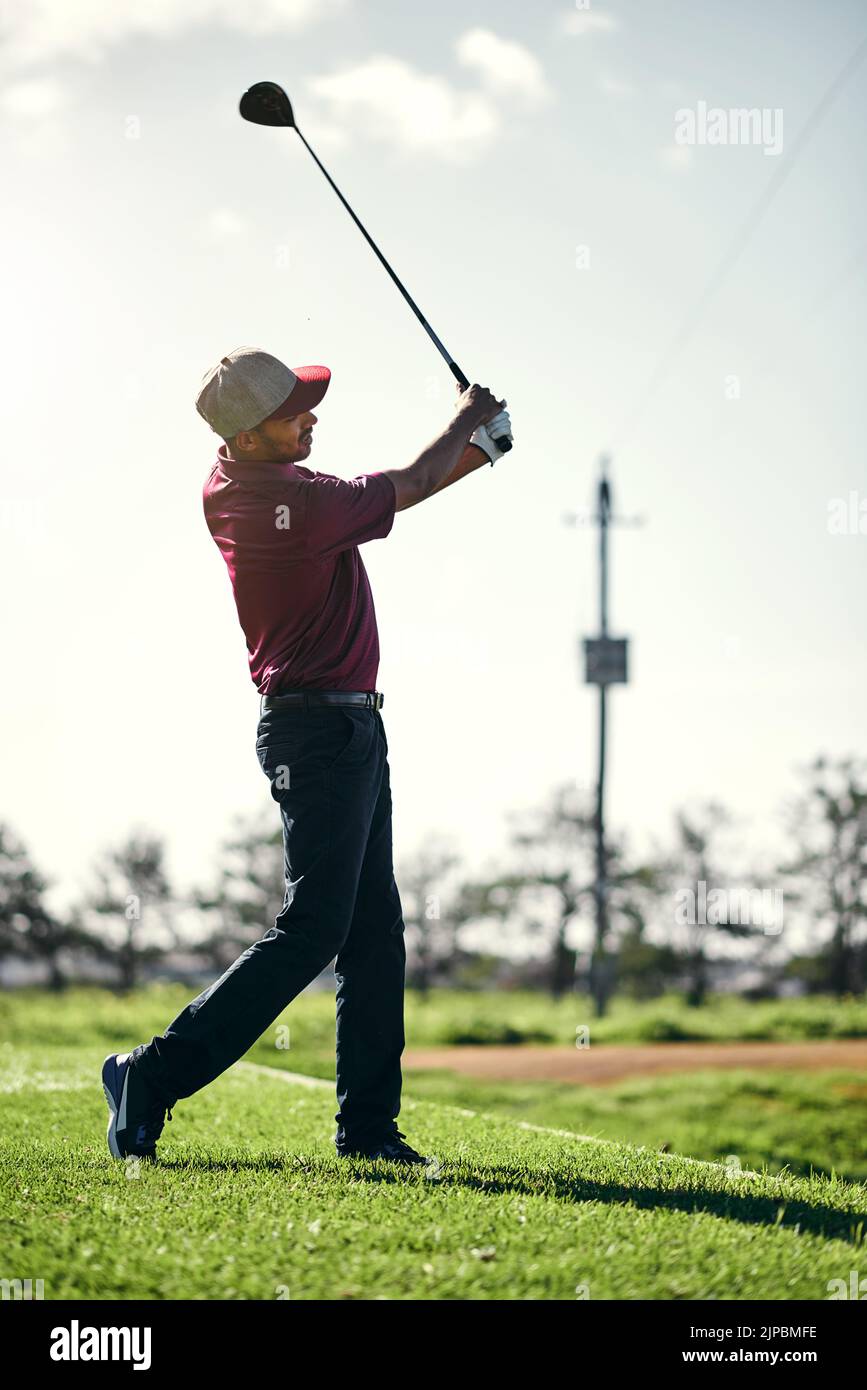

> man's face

[{"left": 231, "top": 409, "right": 317, "bottom": 463}]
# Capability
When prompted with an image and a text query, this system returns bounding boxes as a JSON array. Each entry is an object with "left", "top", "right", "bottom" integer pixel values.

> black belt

[{"left": 260, "top": 689, "right": 384, "bottom": 712}]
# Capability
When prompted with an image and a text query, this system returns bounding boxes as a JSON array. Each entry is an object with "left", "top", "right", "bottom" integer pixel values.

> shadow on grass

[
  {"left": 156, "top": 1151, "right": 867, "bottom": 1246},
  {"left": 435, "top": 1163, "right": 867, "bottom": 1247}
]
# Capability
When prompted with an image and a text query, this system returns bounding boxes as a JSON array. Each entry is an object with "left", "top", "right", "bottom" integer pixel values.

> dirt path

[{"left": 403, "top": 1039, "right": 867, "bottom": 1086}]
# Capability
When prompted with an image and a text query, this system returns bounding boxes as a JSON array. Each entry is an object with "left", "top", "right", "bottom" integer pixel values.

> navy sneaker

[
  {"left": 102, "top": 1053, "right": 174, "bottom": 1161},
  {"left": 337, "top": 1128, "right": 427, "bottom": 1165}
]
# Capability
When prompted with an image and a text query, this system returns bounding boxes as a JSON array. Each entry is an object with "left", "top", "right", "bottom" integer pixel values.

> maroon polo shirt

[{"left": 203, "top": 444, "right": 396, "bottom": 693}]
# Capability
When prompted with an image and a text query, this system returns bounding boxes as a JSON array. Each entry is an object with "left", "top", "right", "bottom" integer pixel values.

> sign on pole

[{"left": 583, "top": 637, "right": 629, "bottom": 686}]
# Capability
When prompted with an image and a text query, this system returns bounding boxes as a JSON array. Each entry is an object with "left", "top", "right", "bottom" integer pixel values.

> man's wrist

[{"left": 465, "top": 442, "right": 491, "bottom": 466}]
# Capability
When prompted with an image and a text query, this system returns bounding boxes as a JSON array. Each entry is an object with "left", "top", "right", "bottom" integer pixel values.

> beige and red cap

[{"left": 195, "top": 346, "right": 331, "bottom": 437}]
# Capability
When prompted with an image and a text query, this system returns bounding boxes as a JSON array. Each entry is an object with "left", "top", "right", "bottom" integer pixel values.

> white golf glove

[{"left": 470, "top": 405, "right": 513, "bottom": 464}]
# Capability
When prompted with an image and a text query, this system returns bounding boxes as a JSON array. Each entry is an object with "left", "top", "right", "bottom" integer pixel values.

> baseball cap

[{"left": 195, "top": 346, "right": 331, "bottom": 437}]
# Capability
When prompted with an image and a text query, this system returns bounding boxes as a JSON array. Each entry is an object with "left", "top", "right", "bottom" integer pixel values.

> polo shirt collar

[{"left": 216, "top": 443, "right": 302, "bottom": 487}]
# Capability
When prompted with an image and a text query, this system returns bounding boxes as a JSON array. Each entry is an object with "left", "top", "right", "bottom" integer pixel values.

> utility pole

[{"left": 564, "top": 457, "right": 641, "bottom": 1015}]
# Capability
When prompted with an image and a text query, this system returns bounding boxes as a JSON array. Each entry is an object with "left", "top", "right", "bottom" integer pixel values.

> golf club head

[{"left": 239, "top": 81, "right": 295, "bottom": 128}]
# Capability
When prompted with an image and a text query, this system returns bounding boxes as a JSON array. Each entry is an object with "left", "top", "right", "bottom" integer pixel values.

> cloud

[
  {"left": 0, "top": 0, "right": 346, "bottom": 68},
  {"left": 455, "top": 27, "right": 550, "bottom": 105},
  {"left": 1, "top": 76, "right": 66, "bottom": 117},
  {"left": 306, "top": 29, "right": 549, "bottom": 161},
  {"left": 292, "top": 112, "right": 348, "bottom": 150},
  {"left": 307, "top": 56, "right": 499, "bottom": 162},
  {"left": 561, "top": 11, "right": 620, "bottom": 38},
  {"left": 0, "top": 8, "right": 549, "bottom": 163}
]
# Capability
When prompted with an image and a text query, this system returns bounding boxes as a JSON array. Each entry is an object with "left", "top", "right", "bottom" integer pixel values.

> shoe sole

[{"left": 337, "top": 1149, "right": 427, "bottom": 1165}]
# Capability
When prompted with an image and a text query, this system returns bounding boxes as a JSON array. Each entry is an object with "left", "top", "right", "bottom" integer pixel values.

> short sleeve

[{"left": 304, "top": 471, "right": 396, "bottom": 559}]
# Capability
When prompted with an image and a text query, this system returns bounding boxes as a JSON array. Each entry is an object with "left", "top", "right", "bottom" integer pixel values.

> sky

[{"left": 2, "top": 0, "right": 866, "bottom": 919}]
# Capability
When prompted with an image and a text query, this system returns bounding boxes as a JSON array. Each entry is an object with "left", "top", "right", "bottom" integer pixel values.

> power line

[{"left": 613, "top": 31, "right": 867, "bottom": 452}]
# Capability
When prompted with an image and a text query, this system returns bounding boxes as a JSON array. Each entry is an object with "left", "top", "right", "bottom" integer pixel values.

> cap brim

[{"left": 264, "top": 364, "right": 331, "bottom": 421}]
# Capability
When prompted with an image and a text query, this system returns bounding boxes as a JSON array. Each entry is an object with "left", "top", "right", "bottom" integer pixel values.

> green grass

[
  {"left": 397, "top": 1068, "right": 867, "bottom": 1185},
  {"left": 2, "top": 986, "right": 866, "bottom": 1179},
  {"left": 402, "top": 987, "right": 867, "bottom": 1045},
  {"left": 2, "top": 1042, "right": 866, "bottom": 1301},
  {"left": 2, "top": 984, "right": 865, "bottom": 1054},
  {"left": 3, "top": 988, "right": 866, "bottom": 1299}
]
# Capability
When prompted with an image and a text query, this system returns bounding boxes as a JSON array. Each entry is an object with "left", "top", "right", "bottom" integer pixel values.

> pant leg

[
  {"left": 133, "top": 705, "right": 381, "bottom": 1102},
  {"left": 333, "top": 712, "right": 406, "bottom": 1149}
]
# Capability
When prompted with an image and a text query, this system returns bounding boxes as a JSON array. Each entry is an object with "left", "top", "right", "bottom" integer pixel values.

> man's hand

[
  {"left": 455, "top": 383, "right": 512, "bottom": 464},
  {"left": 455, "top": 383, "right": 506, "bottom": 432}
]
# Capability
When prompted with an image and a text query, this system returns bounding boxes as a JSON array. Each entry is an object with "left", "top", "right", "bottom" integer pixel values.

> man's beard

[{"left": 269, "top": 435, "right": 310, "bottom": 461}]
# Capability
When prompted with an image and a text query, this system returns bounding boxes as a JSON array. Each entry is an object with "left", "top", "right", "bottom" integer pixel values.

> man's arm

[
  {"left": 427, "top": 443, "right": 490, "bottom": 499},
  {"left": 382, "top": 384, "right": 504, "bottom": 513}
]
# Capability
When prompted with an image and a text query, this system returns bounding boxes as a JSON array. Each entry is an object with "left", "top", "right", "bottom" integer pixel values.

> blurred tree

[
  {"left": 779, "top": 756, "right": 867, "bottom": 995},
  {"left": 614, "top": 921, "right": 682, "bottom": 1000},
  {"left": 192, "top": 812, "right": 285, "bottom": 971},
  {"left": 397, "top": 837, "right": 463, "bottom": 994},
  {"left": 80, "top": 832, "right": 176, "bottom": 991},
  {"left": 0, "top": 823, "right": 83, "bottom": 989},
  {"left": 455, "top": 783, "right": 661, "bottom": 1011},
  {"left": 666, "top": 803, "right": 761, "bottom": 1006}
]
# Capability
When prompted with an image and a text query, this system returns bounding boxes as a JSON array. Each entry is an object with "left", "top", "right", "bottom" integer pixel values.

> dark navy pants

[{"left": 132, "top": 702, "right": 407, "bottom": 1151}]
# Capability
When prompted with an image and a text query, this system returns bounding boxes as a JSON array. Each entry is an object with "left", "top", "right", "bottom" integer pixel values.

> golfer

[{"left": 102, "top": 346, "right": 511, "bottom": 1165}]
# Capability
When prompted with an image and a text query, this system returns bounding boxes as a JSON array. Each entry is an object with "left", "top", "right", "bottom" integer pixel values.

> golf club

[{"left": 239, "top": 80, "right": 511, "bottom": 455}]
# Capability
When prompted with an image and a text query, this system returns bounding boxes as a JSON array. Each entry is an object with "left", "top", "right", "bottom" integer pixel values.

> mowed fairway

[{"left": 2, "top": 1040, "right": 866, "bottom": 1301}]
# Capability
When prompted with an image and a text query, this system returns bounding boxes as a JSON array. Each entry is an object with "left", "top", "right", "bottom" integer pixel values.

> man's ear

[{"left": 234, "top": 428, "right": 260, "bottom": 454}]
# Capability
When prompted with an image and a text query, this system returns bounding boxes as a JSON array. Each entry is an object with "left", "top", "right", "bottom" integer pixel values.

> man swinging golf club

[{"left": 102, "top": 346, "right": 512, "bottom": 1165}]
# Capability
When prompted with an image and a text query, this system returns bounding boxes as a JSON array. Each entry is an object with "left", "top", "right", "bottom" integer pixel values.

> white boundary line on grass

[
  {"left": 235, "top": 1061, "right": 765, "bottom": 1180},
  {"left": 238, "top": 1061, "right": 331, "bottom": 1091}
]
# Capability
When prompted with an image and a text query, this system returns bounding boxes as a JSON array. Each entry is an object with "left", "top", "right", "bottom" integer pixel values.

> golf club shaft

[{"left": 294, "top": 127, "right": 468, "bottom": 388}]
